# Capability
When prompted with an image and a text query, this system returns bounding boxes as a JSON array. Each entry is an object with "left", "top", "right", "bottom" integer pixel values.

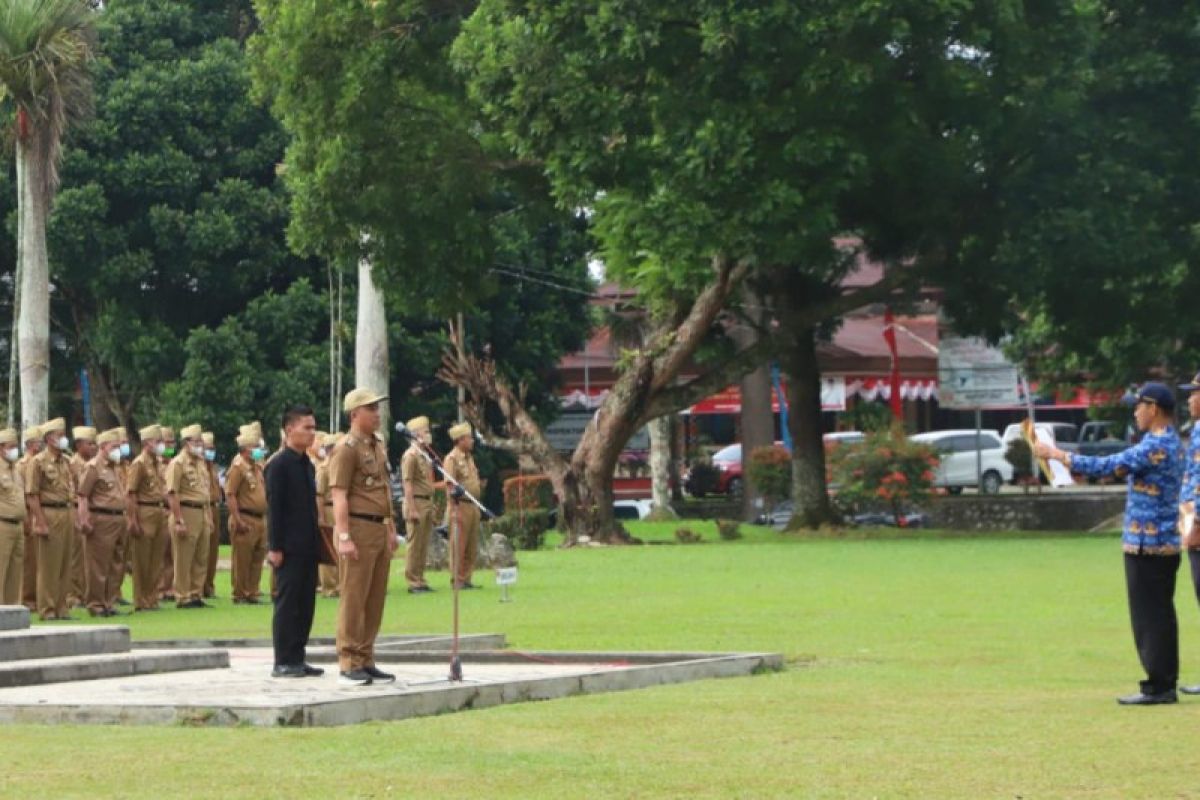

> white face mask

[
  {"left": 153, "top": 442, "right": 166, "bottom": 456},
  {"left": 56, "top": 436, "right": 69, "bottom": 451},
  {"left": 107, "top": 448, "right": 122, "bottom": 463},
  {"left": 317, "top": 447, "right": 328, "bottom": 460},
  {"left": 3, "top": 447, "right": 18, "bottom": 463},
  {"left": 189, "top": 444, "right": 205, "bottom": 457}
]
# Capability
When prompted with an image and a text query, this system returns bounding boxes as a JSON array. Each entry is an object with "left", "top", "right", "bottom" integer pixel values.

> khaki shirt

[
  {"left": 443, "top": 447, "right": 481, "bottom": 522},
  {"left": 0, "top": 460, "right": 27, "bottom": 521},
  {"left": 127, "top": 452, "right": 164, "bottom": 505},
  {"left": 27, "top": 449, "right": 73, "bottom": 505},
  {"left": 225, "top": 454, "right": 266, "bottom": 514},
  {"left": 69, "top": 452, "right": 89, "bottom": 490},
  {"left": 78, "top": 456, "right": 126, "bottom": 511},
  {"left": 328, "top": 431, "right": 393, "bottom": 519},
  {"left": 401, "top": 446, "right": 435, "bottom": 512},
  {"left": 315, "top": 458, "right": 332, "bottom": 526},
  {"left": 206, "top": 461, "right": 221, "bottom": 504},
  {"left": 164, "top": 451, "right": 211, "bottom": 505}
]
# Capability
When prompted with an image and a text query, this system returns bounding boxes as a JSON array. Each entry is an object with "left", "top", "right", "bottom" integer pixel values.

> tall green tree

[{"left": 0, "top": 0, "right": 98, "bottom": 430}]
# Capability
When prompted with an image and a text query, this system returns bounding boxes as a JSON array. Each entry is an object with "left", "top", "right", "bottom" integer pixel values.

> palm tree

[{"left": 0, "top": 0, "right": 97, "bottom": 429}]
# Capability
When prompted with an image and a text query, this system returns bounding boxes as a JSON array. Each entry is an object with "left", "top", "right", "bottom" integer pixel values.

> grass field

[{"left": 5, "top": 522, "right": 1200, "bottom": 798}]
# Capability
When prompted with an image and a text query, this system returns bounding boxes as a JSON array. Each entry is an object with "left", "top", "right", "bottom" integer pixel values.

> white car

[
  {"left": 1000, "top": 421, "right": 1079, "bottom": 451},
  {"left": 909, "top": 429, "right": 1013, "bottom": 494},
  {"left": 613, "top": 499, "right": 654, "bottom": 521}
]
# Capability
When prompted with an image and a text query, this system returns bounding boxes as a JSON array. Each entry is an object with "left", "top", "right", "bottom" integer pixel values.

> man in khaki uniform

[
  {"left": 201, "top": 431, "right": 222, "bottom": 599},
  {"left": 157, "top": 426, "right": 177, "bottom": 600},
  {"left": 125, "top": 424, "right": 167, "bottom": 611},
  {"left": 67, "top": 426, "right": 97, "bottom": 608},
  {"left": 226, "top": 431, "right": 268, "bottom": 604},
  {"left": 76, "top": 430, "right": 127, "bottom": 617},
  {"left": 315, "top": 432, "right": 340, "bottom": 597},
  {"left": 26, "top": 419, "right": 75, "bottom": 621},
  {"left": 0, "top": 429, "right": 27, "bottom": 604},
  {"left": 110, "top": 427, "right": 133, "bottom": 608},
  {"left": 401, "top": 416, "right": 438, "bottom": 594},
  {"left": 330, "top": 388, "right": 399, "bottom": 686},
  {"left": 164, "top": 424, "right": 213, "bottom": 608},
  {"left": 444, "top": 422, "right": 482, "bottom": 590},
  {"left": 18, "top": 425, "right": 41, "bottom": 610}
]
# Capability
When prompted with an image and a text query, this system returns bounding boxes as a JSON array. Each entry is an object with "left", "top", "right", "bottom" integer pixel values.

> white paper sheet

[{"left": 1032, "top": 427, "right": 1075, "bottom": 488}]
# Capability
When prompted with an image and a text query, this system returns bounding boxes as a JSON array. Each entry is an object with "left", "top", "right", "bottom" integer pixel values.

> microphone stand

[{"left": 396, "top": 424, "right": 495, "bottom": 683}]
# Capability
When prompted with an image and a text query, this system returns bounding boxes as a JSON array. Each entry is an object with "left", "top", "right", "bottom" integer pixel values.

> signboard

[
  {"left": 937, "top": 335, "right": 1020, "bottom": 409},
  {"left": 546, "top": 411, "right": 650, "bottom": 453},
  {"left": 495, "top": 567, "right": 518, "bottom": 586}
]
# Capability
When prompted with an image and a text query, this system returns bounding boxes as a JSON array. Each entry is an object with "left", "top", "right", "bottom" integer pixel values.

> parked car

[
  {"left": 909, "top": 429, "right": 1013, "bottom": 494},
  {"left": 687, "top": 434, "right": 860, "bottom": 499},
  {"left": 848, "top": 510, "right": 930, "bottom": 529},
  {"left": 1077, "top": 420, "right": 1131, "bottom": 458},
  {"left": 1000, "top": 421, "right": 1080, "bottom": 451},
  {"left": 613, "top": 499, "right": 654, "bottom": 521},
  {"left": 755, "top": 500, "right": 793, "bottom": 529}
]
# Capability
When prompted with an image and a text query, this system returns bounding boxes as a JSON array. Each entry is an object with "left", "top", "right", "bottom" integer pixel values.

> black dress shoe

[
  {"left": 407, "top": 586, "right": 434, "bottom": 594},
  {"left": 303, "top": 664, "right": 325, "bottom": 677},
  {"left": 1180, "top": 685, "right": 1200, "bottom": 695},
  {"left": 362, "top": 665, "right": 396, "bottom": 684},
  {"left": 338, "top": 669, "right": 373, "bottom": 686},
  {"left": 1117, "top": 690, "right": 1177, "bottom": 706},
  {"left": 271, "top": 664, "right": 307, "bottom": 679},
  {"left": 116, "top": 598, "right": 131, "bottom": 607}
]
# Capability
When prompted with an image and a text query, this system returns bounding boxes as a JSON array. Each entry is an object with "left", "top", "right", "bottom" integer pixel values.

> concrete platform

[
  {"left": 0, "top": 625, "right": 130, "bottom": 662},
  {"left": 0, "top": 646, "right": 784, "bottom": 727},
  {"left": 132, "top": 632, "right": 507, "bottom": 653},
  {"left": 0, "top": 648, "right": 230, "bottom": 688},
  {"left": 0, "top": 606, "right": 30, "bottom": 631}
]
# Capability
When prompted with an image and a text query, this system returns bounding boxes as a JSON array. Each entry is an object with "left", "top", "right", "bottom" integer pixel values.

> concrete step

[
  {"left": 0, "top": 625, "right": 130, "bottom": 663},
  {"left": 0, "top": 605, "right": 31, "bottom": 631},
  {"left": 0, "top": 648, "right": 230, "bottom": 688}
]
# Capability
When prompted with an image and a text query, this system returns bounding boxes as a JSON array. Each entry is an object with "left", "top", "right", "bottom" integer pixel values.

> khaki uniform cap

[
  {"left": 0, "top": 428, "right": 17, "bottom": 446},
  {"left": 201, "top": 432, "right": 214, "bottom": 448},
  {"left": 236, "top": 433, "right": 259, "bottom": 449},
  {"left": 72, "top": 426, "right": 97, "bottom": 441},
  {"left": 43, "top": 417, "right": 66, "bottom": 435},
  {"left": 343, "top": 387, "right": 388, "bottom": 414},
  {"left": 407, "top": 416, "right": 430, "bottom": 433},
  {"left": 161, "top": 426, "right": 176, "bottom": 440},
  {"left": 448, "top": 422, "right": 472, "bottom": 441},
  {"left": 179, "top": 424, "right": 203, "bottom": 440},
  {"left": 138, "top": 424, "right": 162, "bottom": 441},
  {"left": 322, "top": 433, "right": 340, "bottom": 448},
  {"left": 22, "top": 424, "right": 43, "bottom": 443},
  {"left": 97, "top": 429, "right": 121, "bottom": 446}
]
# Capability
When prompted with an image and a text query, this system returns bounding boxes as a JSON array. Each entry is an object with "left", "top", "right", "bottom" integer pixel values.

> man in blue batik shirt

[
  {"left": 1036, "top": 382, "right": 1185, "bottom": 705},
  {"left": 1177, "top": 372, "right": 1200, "bottom": 696}
]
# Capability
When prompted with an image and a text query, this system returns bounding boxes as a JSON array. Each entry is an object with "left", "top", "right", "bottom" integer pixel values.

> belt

[
  {"left": 350, "top": 512, "right": 387, "bottom": 524},
  {"left": 41, "top": 502, "right": 69, "bottom": 509},
  {"left": 323, "top": 502, "right": 334, "bottom": 507},
  {"left": 413, "top": 494, "right": 431, "bottom": 500},
  {"left": 241, "top": 509, "right": 265, "bottom": 519},
  {"left": 89, "top": 508, "right": 124, "bottom": 517},
  {"left": 179, "top": 501, "right": 210, "bottom": 510},
  {"left": 0, "top": 516, "right": 20, "bottom": 525},
  {"left": 137, "top": 501, "right": 164, "bottom": 508}
]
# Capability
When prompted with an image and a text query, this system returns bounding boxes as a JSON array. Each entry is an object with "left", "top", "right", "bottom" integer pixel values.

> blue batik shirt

[
  {"left": 1071, "top": 426, "right": 1184, "bottom": 555},
  {"left": 1181, "top": 425, "right": 1200, "bottom": 507}
]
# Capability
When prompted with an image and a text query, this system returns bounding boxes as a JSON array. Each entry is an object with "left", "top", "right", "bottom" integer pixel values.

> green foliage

[
  {"left": 1004, "top": 439, "right": 1035, "bottom": 482},
  {"left": 502, "top": 475, "right": 555, "bottom": 514},
  {"left": 744, "top": 445, "right": 791, "bottom": 507},
  {"left": 828, "top": 428, "right": 938, "bottom": 516},
  {"left": 684, "top": 463, "right": 720, "bottom": 499},
  {"left": 674, "top": 527, "right": 702, "bottom": 544},
  {"left": 843, "top": 402, "right": 892, "bottom": 435},
  {"left": 489, "top": 509, "right": 550, "bottom": 551},
  {"left": 715, "top": 518, "right": 742, "bottom": 541}
]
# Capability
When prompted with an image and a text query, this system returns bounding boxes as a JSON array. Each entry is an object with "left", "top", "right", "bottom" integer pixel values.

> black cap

[
  {"left": 1179, "top": 372, "right": 1200, "bottom": 393},
  {"left": 1135, "top": 382, "right": 1176, "bottom": 411}
]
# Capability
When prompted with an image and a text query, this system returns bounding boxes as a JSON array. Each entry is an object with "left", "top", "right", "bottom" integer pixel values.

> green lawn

[{"left": 5, "top": 522, "right": 1200, "bottom": 798}]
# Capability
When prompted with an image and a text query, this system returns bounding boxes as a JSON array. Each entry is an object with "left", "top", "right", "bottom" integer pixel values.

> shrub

[
  {"left": 685, "top": 463, "right": 721, "bottom": 497},
  {"left": 716, "top": 518, "right": 743, "bottom": 541},
  {"left": 745, "top": 445, "right": 792, "bottom": 506},
  {"left": 1005, "top": 438, "right": 1036, "bottom": 482},
  {"left": 503, "top": 475, "right": 556, "bottom": 513},
  {"left": 675, "top": 527, "right": 703, "bottom": 544},
  {"left": 828, "top": 426, "right": 938, "bottom": 517},
  {"left": 489, "top": 509, "right": 552, "bottom": 551}
]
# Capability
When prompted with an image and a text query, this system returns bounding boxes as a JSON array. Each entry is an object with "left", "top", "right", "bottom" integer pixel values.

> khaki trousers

[
  {"left": 230, "top": 515, "right": 267, "bottom": 600},
  {"left": 21, "top": 519, "right": 36, "bottom": 610},
  {"left": 204, "top": 504, "right": 220, "bottom": 597},
  {"left": 404, "top": 505, "right": 434, "bottom": 588},
  {"left": 84, "top": 516, "right": 124, "bottom": 613},
  {"left": 336, "top": 521, "right": 392, "bottom": 671},
  {"left": 37, "top": 507, "right": 73, "bottom": 619},
  {"left": 109, "top": 525, "right": 130, "bottom": 606},
  {"left": 68, "top": 524, "right": 86, "bottom": 607},
  {"left": 450, "top": 502, "right": 480, "bottom": 586},
  {"left": 158, "top": 531, "right": 175, "bottom": 599},
  {"left": 0, "top": 519, "right": 24, "bottom": 605},
  {"left": 131, "top": 506, "right": 167, "bottom": 610},
  {"left": 318, "top": 562, "right": 341, "bottom": 597},
  {"left": 172, "top": 505, "right": 211, "bottom": 604}
]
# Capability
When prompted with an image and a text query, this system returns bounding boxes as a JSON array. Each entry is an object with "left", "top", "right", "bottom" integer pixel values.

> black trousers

[
  {"left": 1189, "top": 549, "right": 1200, "bottom": 608},
  {"left": 272, "top": 552, "right": 317, "bottom": 667},
  {"left": 1124, "top": 552, "right": 1180, "bottom": 694}
]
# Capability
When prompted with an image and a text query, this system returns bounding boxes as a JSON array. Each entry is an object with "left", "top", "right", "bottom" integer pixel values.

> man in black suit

[{"left": 265, "top": 405, "right": 323, "bottom": 678}]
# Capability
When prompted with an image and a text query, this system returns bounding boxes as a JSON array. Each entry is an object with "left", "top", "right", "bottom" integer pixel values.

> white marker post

[{"left": 496, "top": 567, "right": 518, "bottom": 603}]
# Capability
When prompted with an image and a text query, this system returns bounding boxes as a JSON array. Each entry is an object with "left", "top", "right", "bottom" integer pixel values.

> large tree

[{"left": 0, "top": 0, "right": 98, "bottom": 430}]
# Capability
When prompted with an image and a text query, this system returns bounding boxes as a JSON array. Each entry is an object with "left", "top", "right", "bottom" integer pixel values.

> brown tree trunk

[{"left": 784, "top": 326, "right": 838, "bottom": 528}]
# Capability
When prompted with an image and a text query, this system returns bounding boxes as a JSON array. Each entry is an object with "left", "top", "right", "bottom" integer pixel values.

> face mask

[
  {"left": 120, "top": 443, "right": 132, "bottom": 459},
  {"left": 4, "top": 447, "right": 18, "bottom": 463},
  {"left": 154, "top": 442, "right": 166, "bottom": 456},
  {"left": 189, "top": 444, "right": 205, "bottom": 457},
  {"left": 317, "top": 447, "right": 328, "bottom": 460},
  {"left": 107, "top": 448, "right": 122, "bottom": 464},
  {"left": 251, "top": 447, "right": 266, "bottom": 463},
  {"left": 204, "top": 449, "right": 216, "bottom": 462},
  {"left": 56, "top": 436, "right": 69, "bottom": 451},
  {"left": 163, "top": 446, "right": 176, "bottom": 458}
]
